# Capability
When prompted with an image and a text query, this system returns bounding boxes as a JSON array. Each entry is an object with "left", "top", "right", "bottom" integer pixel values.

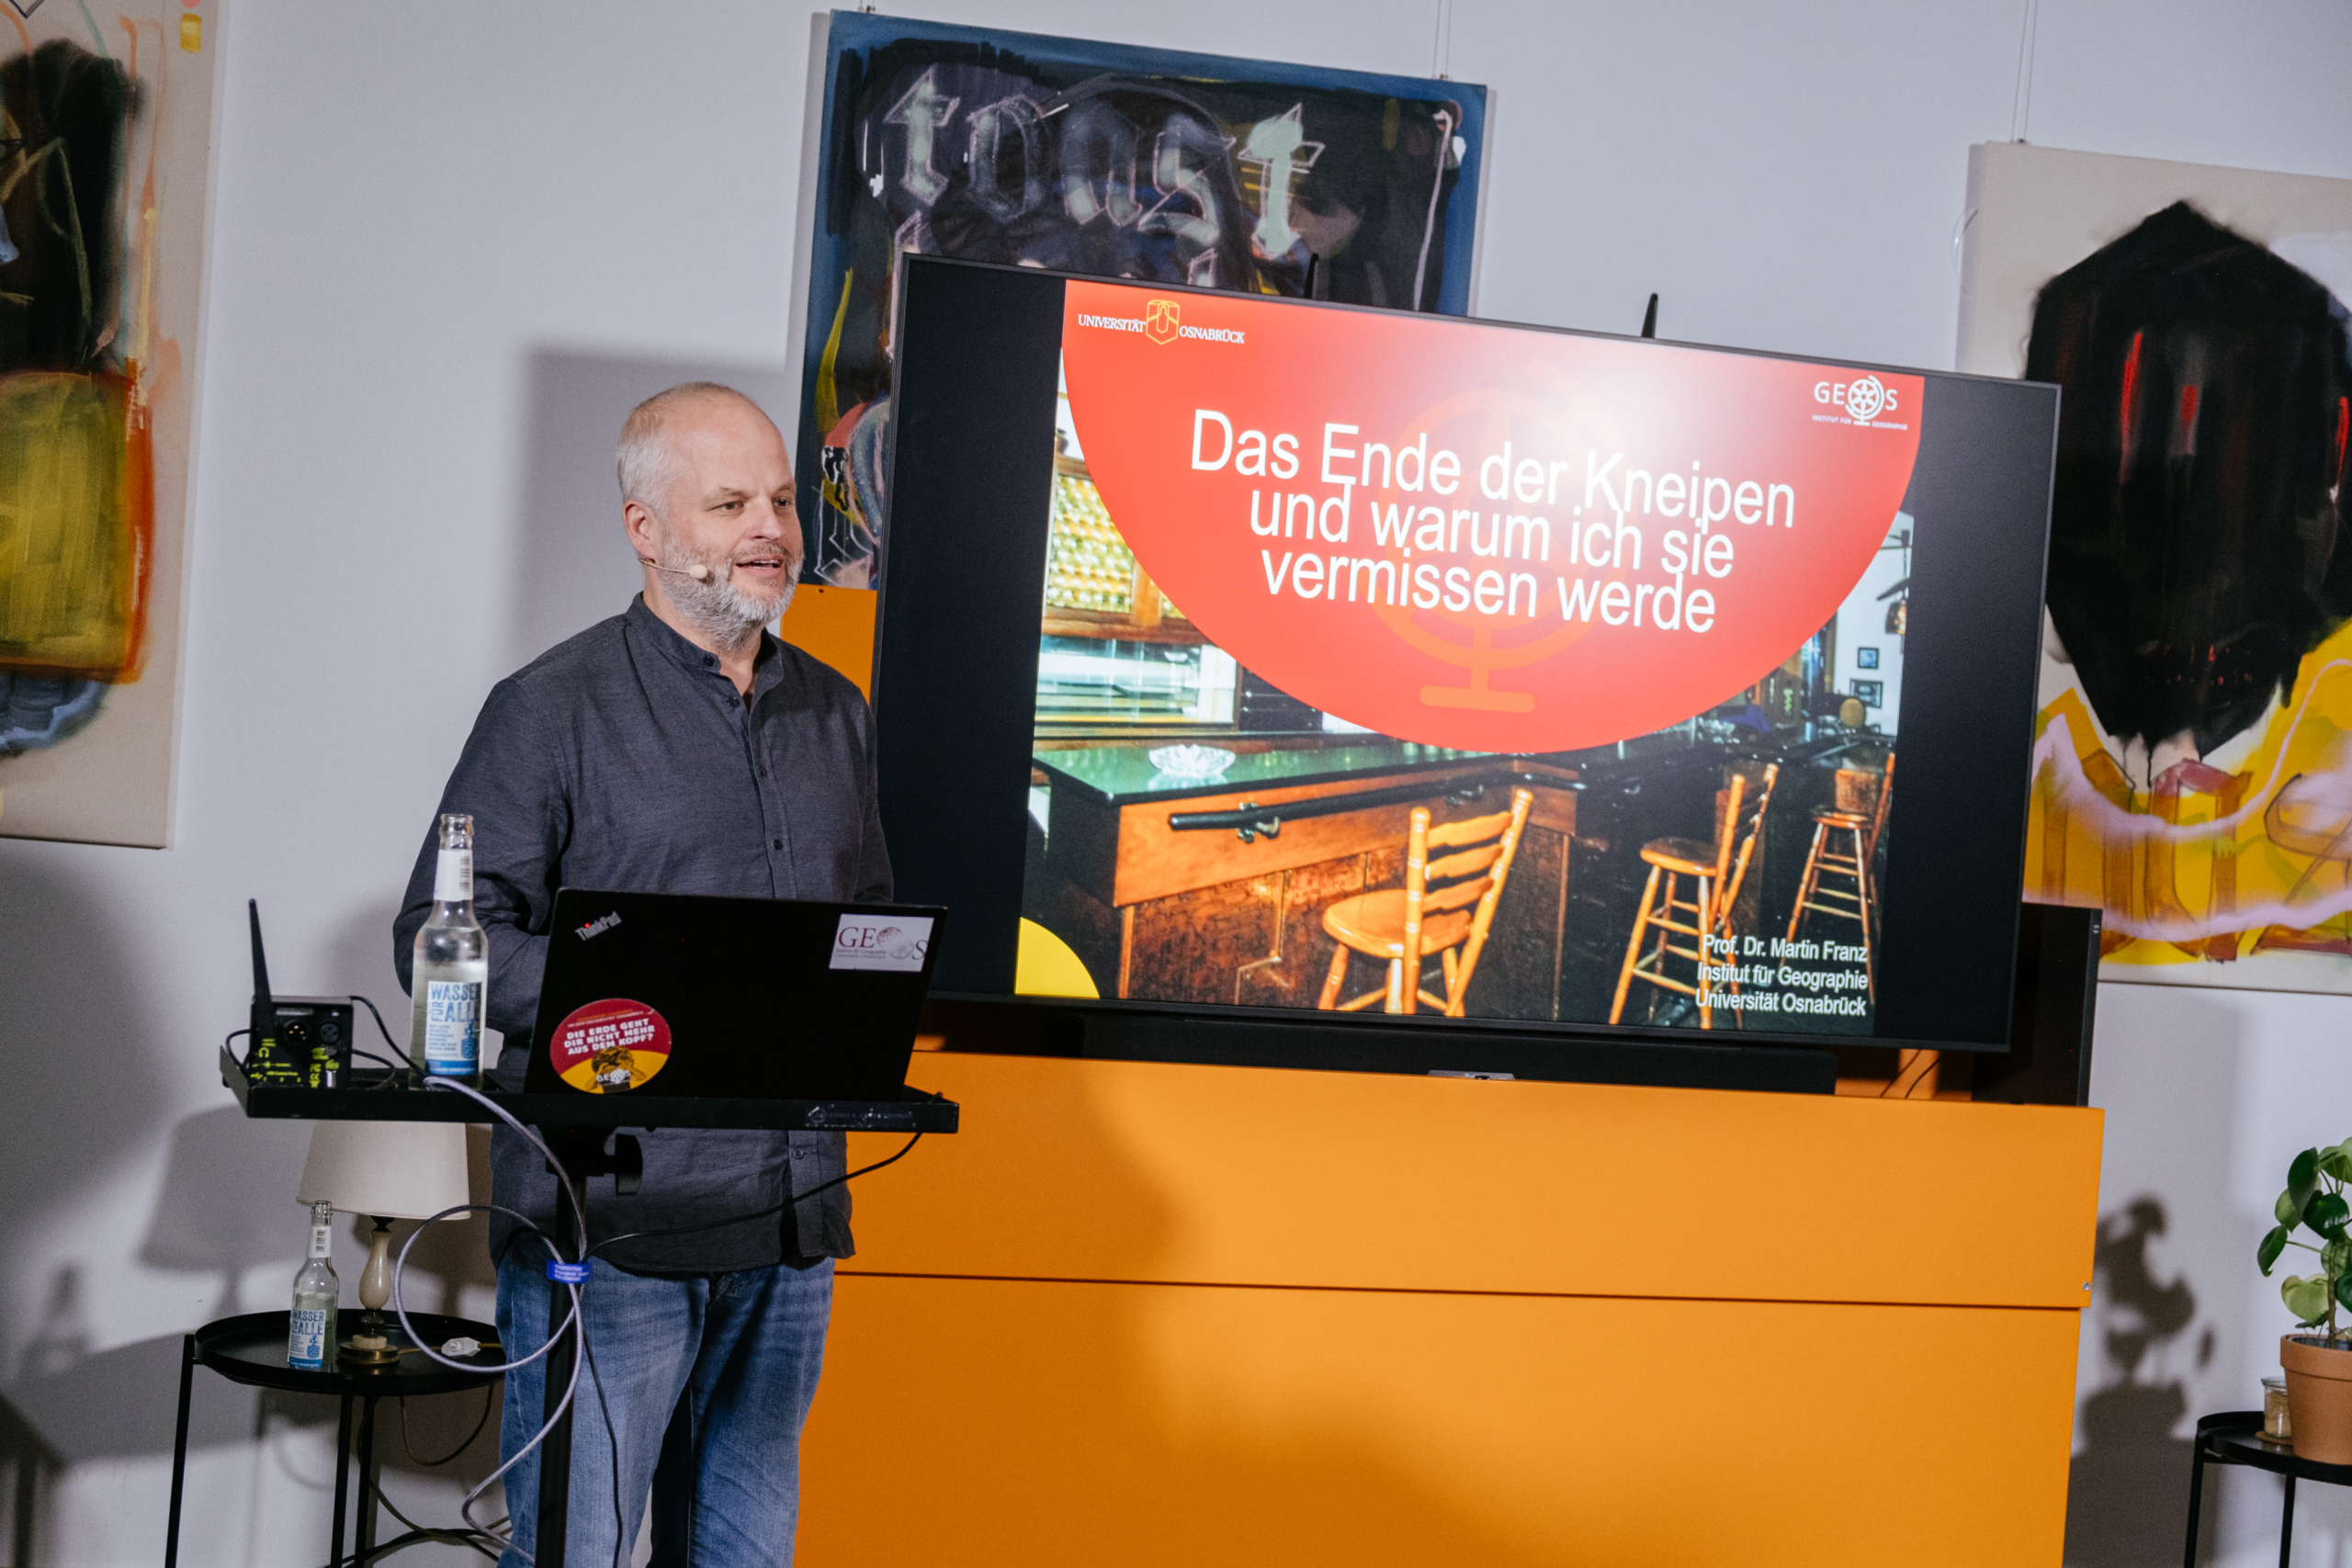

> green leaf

[
  {"left": 2263, "top": 1225, "right": 2296, "bottom": 1275},
  {"left": 2326, "top": 1238, "right": 2350, "bottom": 1278},
  {"left": 2322, "top": 1143, "right": 2352, "bottom": 1182},
  {"left": 2293, "top": 1148, "right": 2323, "bottom": 1214},
  {"left": 2284, "top": 1188, "right": 2310, "bottom": 1225},
  {"left": 2287, "top": 1273, "right": 2333, "bottom": 1323},
  {"left": 2335, "top": 1271, "right": 2352, "bottom": 1313},
  {"left": 2310, "top": 1192, "right": 2351, "bottom": 1239}
]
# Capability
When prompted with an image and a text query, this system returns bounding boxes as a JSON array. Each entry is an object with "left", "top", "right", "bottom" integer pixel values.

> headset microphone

[{"left": 637, "top": 558, "right": 712, "bottom": 582}]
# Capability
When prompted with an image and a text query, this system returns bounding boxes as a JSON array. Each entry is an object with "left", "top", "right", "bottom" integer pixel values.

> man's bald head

[
  {"left": 616, "top": 380, "right": 803, "bottom": 658},
  {"left": 616, "top": 382, "right": 778, "bottom": 516}
]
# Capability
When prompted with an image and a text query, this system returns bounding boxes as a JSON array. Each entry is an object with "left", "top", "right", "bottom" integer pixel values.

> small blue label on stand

[{"left": 546, "top": 1259, "right": 590, "bottom": 1284}]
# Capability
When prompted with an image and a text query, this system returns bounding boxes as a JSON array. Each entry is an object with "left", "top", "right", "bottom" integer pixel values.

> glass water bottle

[
  {"left": 288, "top": 1200, "right": 338, "bottom": 1370},
  {"left": 411, "top": 813, "right": 488, "bottom": 1082}
]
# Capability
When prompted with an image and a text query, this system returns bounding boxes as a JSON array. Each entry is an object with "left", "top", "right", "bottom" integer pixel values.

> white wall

[{"left": 2, "top": 2, "right": 2348, "bottom": 1562}]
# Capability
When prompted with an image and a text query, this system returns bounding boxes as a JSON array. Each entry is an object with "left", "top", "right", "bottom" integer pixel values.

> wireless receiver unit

[{"left": 246, "top": 899, "right": 356, "bottom": 1089}]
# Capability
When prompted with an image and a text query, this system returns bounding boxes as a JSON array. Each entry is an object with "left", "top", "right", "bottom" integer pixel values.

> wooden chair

[
  {"left": 1609, "top": 765, "right": 1775, "bottom": 1031},
  {"left": 1703, "top": 761, "right": 1781, "bottom": 1024},
  {"left": 1712, "top": 763, "right": 1781, "bottom": 942},
  {"left": 1786, "top": 752, "right": 1896, "bottom": 998},
  {"left": 1316, "top": 788, "right": 1535, "bottom": 1017}
]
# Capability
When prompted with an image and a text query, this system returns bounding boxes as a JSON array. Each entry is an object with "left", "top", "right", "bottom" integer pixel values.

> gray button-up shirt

[{"left": 394, "top": 595, "right": 892, "bottom": 1272}]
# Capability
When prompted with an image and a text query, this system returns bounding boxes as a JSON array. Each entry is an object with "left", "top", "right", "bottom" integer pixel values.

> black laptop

[{"left": 524, "top": 888, "right": 944, "bottom": 1104}]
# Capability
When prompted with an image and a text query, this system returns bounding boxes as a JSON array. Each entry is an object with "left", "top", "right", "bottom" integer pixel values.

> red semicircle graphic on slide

[{"left": 1061, "top": 281, "right": 1923, "bottom": 754}]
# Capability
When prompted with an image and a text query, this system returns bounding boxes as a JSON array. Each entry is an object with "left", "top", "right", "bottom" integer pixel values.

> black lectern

[{"left": 222, "top": 1051, "right": 958, "bottom": 1568}]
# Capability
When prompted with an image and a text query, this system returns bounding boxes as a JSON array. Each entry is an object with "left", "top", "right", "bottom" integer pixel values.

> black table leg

[
  {"left": 330, "top": 1391, "right": 353, "bottom": 1568},
  {"left": 11, "top": 1445, "right": 36, "bottom": 1568},
  {"left": 2280, "top": 1472, "right": 2297, "bottom": 1568},
  {"left": 356, "top": 1394, "right": 380, "bottom": 1566},
  {"left": 163, "top": 1334, "right": 195, "bottom": 1568},
  {"left": 2183, "top": 1432, "right": 2208, "bottom": 1568},
  {"left": 537, "top": 1280, "right": 574, "bottom": 1568}
]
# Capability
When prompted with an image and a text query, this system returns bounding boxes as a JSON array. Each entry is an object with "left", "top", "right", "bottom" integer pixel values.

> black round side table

[
  {"left": 163, "top": 1310, "right": 503, "bottom": 1568},
  {"left": 2184, "top": 1409, "right": 2352, "bottom": 1567}
]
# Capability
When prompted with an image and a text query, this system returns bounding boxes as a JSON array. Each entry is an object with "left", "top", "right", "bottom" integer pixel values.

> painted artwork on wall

[
  {"left": 794, "top": 10, "right": 1487, "bottom": 589},
  {"left": 0, "top": 2, "right": 220, "bottom": 848},
  {"left": 1958, "top": 142, "right": 2352, "bottom": 992}
]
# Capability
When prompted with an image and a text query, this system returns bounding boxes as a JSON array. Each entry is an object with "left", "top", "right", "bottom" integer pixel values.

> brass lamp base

[{"left": 340, "top": 1303, "right": 404, "bottom": 1368}]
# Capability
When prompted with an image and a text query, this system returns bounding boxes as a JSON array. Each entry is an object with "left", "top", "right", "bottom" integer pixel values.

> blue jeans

[{"left": 492, "top": 1245, "right": 833, "bottom": 1568}]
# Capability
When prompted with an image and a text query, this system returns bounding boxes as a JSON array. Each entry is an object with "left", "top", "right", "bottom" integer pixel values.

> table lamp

[{"left": 296, "top": 1120, "right": 470, "bottom": 1367}]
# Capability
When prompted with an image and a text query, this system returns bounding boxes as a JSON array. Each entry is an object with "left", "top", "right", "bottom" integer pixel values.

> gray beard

[{"left": 662, "top": 554, "right": 797, "bottom": 647}]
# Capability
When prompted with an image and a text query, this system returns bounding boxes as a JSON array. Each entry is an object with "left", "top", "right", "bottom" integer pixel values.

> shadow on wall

[
  {"left": 2066, "top": 1197, "right": 2214, "bottom": 1566},
  {"left": 11, "top": 1103, "right": 308, "bottom": 1466},
  {"left": 506, "top": 347, "right": 797, "bottom": 672},
  {"left": 138, "top": 1107, "right": 312, "bottom": 1320},
  {"left": 2067, "top": 990, "right": 2244, "bottom": 1567},
  {"left": 0, "top": 1386, "right": 59, "bottom": 1568},
  {"left": 4, "top": 1110, "right": 494, "bottom": 1463},
  {"left": 0, "top": 857, "right": 169, "bottom": 1364}
]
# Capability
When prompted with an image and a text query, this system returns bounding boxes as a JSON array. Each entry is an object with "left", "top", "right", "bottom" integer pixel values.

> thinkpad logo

[{"left": 576, "top": 912, "right": 622, "bottom": 941}]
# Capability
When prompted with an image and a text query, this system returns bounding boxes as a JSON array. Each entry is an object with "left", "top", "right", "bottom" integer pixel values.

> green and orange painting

[
  {"left": 1, "top": 38, "right": 153, "bottom": 751},
  {"left": 1, "top": 8, "right": 215, "bottom": 846}
]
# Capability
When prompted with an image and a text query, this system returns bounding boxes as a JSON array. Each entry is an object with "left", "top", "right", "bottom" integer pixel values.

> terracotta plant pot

[{"left": 2282, "top": 1335, "right": 2352, "bottom": 1462}]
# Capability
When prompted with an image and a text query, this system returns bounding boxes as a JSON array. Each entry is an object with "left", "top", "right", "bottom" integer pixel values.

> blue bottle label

[
  {"left": 424, "top": 979, "right": 481, "bottom": 1075},
  {"left": 288, "top": 1307, "right": 329, "bottom": 1369}
]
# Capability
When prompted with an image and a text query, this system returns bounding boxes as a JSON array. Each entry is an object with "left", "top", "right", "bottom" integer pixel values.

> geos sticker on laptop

[
  {"left": 549, "top": 998, "right": 672, "bottom": 1092},
  {"left": 831, "top": 913, "right": 933, "bottom": 972}
]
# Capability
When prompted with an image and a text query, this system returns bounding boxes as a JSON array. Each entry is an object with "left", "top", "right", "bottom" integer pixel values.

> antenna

[
  {"left": 249, "top": 898, "right": 273, "bottom": 1008},
  {"left": 1640, "top": 293, "right": 1659, "bottom": 339}
]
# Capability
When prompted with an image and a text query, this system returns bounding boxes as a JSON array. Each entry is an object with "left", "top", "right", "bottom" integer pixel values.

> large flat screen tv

[{"left": 870, "top": 255, "right": 2056, "bottom": 1062}]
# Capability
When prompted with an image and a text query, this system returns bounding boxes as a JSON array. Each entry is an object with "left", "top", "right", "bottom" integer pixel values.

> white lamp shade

[{"left": 296, "top": 1120, "right": 471, "bottom": 1220}]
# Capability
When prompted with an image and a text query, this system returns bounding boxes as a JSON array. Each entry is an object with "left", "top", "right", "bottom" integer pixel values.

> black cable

[
  {"left": 356, "top": 1496, "right": 504, "bottom": 1565},
  {"left": 348, "top": 997, "right": 415, "bottom": 1088},
  {"left": 397, "top": 1382, "right": 495, "bottom": 1468},
  {"left": 391, "top": 1205, "right": 582, "bottom": 1566},
  {"left": 352, "top": 992, "right": 403, "bottom": 1055},
  {"left": 585, "top": 1132, "right": 923, "bottom": 1260},
  {"left": 345, "top": 1044, "right": 407, "bottom": 1085},
  {"left": 549, "top": 1119, "right": 932, "bottom": 1558},
  {"left": 404, "top": 1080, "right": 596, "bottom": 1565},
  {"left": 368, "top": 1066, "right": 934, "bottom": 1563},
  {"left": 223, "top": 1027, "right": 250, "bottom": 1068},
  {"left": 345, "top": 1523, "right": 501, "bottom": 1567}
]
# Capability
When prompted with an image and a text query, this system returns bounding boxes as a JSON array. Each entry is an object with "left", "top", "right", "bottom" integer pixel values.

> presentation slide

[{"left": 1020, "top": 280, "right": 1926, "bottom": 1034}]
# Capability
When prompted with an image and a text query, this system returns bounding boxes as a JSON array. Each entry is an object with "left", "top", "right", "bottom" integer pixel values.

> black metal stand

[
  {"left": 2183, "top": 1410, "right": 2352, "bottom": 1567},
  {"left": 221, "top": 1063, "right": 956, "bottom": 1568},
  {"left": 163, "top": 1311, "right": 501, "bottom": 1568},
  {"left": 220, "top": 1049, "right": 961, "bottom": 1135}
]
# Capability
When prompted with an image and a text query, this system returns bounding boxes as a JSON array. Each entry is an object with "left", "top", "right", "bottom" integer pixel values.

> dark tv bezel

[{"left": 870, "top": 254, "right": 2058, "bottom": 1066}]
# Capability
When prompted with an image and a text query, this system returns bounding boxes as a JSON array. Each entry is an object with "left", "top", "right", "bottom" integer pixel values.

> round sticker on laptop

[{"left": 548, "top": 999, "right": 672, "bottom": 1093}]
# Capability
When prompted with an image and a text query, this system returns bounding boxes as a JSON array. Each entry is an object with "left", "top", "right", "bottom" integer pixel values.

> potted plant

[{"left": 2260, "top": 1142, "right": 2352, "bottom": 1461}]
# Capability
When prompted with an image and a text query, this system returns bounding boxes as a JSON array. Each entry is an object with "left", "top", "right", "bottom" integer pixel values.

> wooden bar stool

[
  {"left": 1317, "top": 788, "right": 1535, "bottom": 1016},
  {"left": 1609, "top": 765, "right": 1775, "bottom": 1030},
  {"left": 1786, "top": 753, "right": 1896, "bottom": 998},
  {"left": 1704, "top": 761, "right": 1780, "bottom": 1023}
]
